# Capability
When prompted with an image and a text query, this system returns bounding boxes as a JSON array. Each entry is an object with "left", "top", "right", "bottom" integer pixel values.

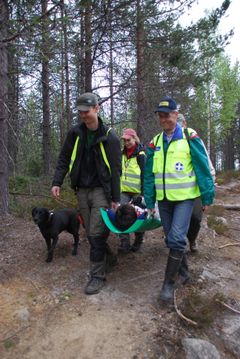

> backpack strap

[{"left": 184, "top": 127, "right": 190, "bottom": 144}]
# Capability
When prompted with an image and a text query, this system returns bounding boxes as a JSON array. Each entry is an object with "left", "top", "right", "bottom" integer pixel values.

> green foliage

[
  {"left": 6, "top": 0, "right": 240, "bottom": 180},
  {"left": 9, "top": 175, "right": 78, "bottom": 219},
  {"left": 9, "top": 175, "right": 37, "bottom": 193}
]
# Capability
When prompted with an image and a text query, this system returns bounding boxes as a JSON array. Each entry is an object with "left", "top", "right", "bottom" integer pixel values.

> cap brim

[
  {"left": 155, "top": 107, "right": 173, "bottom": 113},
  {"left": 122, "top": 135, "right": 131, "bottom": 140},
  {"left": 77, "top": 105, "right": 91, "bottom": 111}
]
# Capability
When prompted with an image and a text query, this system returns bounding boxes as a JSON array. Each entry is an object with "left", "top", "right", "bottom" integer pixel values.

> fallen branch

[
  {"left": 174, "top": 290, "right": 198, "bottom": 326},
  {"left": 222, "top": 205, "right": 240, "bottom": 210},
  {"left": 218, "top": 243, "right": 240, "bottom": 249},
  {"left": 149, "top": 304, "right": 162, "bottom": 316},
  {"left": 1, "top": 326, "right": 30, "bottom": 343},
  {"left": 216, "top": 299, "right": 240, "bottom": 314}
]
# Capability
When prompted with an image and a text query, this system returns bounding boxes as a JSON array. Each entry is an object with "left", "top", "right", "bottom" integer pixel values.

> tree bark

[
  {"left": 41, "top": 0, "right": 51, "bottom": 175},
  {"left": 7, "top": 43, "right": 19, "bottom": 174},
  {"left": 136, "top": 0, "right": 147, "bottom": 143},
  {"left": 0, "top": 0, "right": 9, "bottom": 215},
  {"left": 84, "top": 0, "right": 92, "bottom": 92}
]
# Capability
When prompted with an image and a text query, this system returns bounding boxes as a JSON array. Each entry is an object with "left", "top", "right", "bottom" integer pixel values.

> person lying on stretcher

[{"left": 107, "top": 196, "right": 148, "bottom": 231}]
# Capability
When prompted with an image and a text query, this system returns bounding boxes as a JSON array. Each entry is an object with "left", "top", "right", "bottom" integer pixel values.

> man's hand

[
  {"left": 147, "top": 208, "right": 156, "bottom": 217},
  {"left": 111, "top": 201, "right": 120, "bottom": 210},
  {"left": 51, "top": 186, "right": 61, "bottom": 198}
]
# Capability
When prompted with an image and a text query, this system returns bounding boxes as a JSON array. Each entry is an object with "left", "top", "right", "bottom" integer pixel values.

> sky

[{"left": 180, "top": 0, "right": 240, "bottom": 65}]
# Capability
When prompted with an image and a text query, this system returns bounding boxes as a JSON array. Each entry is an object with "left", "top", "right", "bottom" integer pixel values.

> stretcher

[{"left": 100, "top": 208, "right": 162, "bottom": 234}]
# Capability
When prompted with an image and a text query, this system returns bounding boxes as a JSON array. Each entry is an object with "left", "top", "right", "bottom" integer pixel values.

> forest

[{"left": 1, "top": 0, "right": 240, "bottom": 215}]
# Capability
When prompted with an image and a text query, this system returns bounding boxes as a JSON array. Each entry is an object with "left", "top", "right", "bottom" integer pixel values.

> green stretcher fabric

[{"left": 100, "top": 208, "right": 162, "bottom": 234}]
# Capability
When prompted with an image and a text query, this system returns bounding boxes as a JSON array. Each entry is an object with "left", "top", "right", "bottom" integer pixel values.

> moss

[
  {"left": 3, "top": 339, "right": 16, "bottom": 349},
  {"left": 207, "top": 215, "right": 228, "bottom": 234},
  {"left": 180, "top": 292, "right": 226, "bottom": 328}
]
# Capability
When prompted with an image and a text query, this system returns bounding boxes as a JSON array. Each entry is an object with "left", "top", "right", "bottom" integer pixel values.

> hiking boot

[
  {"left": 84, "top": 277, "right": 105, "bottom": 295},
  {"left": 84, "top": 260, "right": 106, "bottom": 295},
  {"left": 189, "top": 239, "right": 198, "bottom": 253},
  {"left": 131, "top": 232, "right": 144, "bottom": 252},
  {"left": 118, "top": 236, "right": 131, "bottom": 253}
]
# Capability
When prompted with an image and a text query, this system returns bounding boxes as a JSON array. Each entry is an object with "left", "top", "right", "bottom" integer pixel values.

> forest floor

[{"left": 1, "top": 178, "right": 240, "bottom": 359}]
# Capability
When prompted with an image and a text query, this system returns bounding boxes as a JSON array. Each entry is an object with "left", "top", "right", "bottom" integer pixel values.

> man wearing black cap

[
  {"left": 51, "top": 92, "right": 121, "bottom": 295},
  {"left": 144, "top": 96, "right": 215, "bottom": 304}
]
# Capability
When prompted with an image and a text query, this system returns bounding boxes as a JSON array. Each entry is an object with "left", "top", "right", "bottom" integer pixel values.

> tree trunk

[
  {"left": 224, "top": 129, "right": 235, "bottom": 170},
  {"left": 0, "top": 0, "right": 9, "bottom": 215},
  {"left": 136, "top": 0, "right": 146, "bottom": 143},
  {"left": 7, "top": 44, "right": 19, "bottom": 174},
  {"left": 108, "top": 8, "right": 114, "bottom": 126},
  {"left": 60, "top": 0, "right": 65, "bottom": 145},
  {"left": 84, "top": 0, "right": 92, "bottom": 92},
  {"left": 41, "top": 0, "right": 51, "bottom": 175}
]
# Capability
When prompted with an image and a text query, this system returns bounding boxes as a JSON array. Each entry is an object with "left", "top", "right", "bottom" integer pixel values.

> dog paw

[
  {"left": 72, "top": 250, "right": 77, "bottom": 256},
  {"left": 46, "top": 257, "right": 52, "bottom": 263}
]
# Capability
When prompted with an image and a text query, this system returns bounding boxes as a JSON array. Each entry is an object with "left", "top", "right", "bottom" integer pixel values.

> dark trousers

[
  {"left": 77, "top": 187, "right": 110, "bottom": 262},
  {"left": 187, "top": 197, "right": 203, "bottom": 243}
]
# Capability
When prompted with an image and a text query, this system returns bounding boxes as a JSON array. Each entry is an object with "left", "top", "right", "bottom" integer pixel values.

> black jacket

[{"left": 52, "top": 117, "right": 122, "bottom": 202}]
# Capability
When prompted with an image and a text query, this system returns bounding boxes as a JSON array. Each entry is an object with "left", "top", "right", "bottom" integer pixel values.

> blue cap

[{"left": 155, "top": 96, "right": 177, "bottom": 113}]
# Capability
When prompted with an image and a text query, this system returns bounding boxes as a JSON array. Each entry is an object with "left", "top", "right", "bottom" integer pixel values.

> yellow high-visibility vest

[
  {"left": 69, "top": 128, "right": 112, "bottom": 175},
  {"left": 153, "top": 131, "right": 200, "bottom": 200},
  {"left": 121, "top": 151, "right": 144, "bottom": 193}
]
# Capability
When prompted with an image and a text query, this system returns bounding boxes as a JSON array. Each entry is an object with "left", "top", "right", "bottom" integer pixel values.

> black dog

[{"left": 32, "top": 207, "right": 80, "bottom": 262}]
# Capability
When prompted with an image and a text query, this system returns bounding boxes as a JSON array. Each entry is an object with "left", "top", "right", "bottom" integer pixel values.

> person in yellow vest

[
  {"left": 118, "top": 128, "right": 146, "bottom": 253},
  {"left": 177, "top": 114, "right": 216, "bottom": 253},
  {"left": 144, "top": 96, "right": 215, "bottom": 304},
  {"left": 51, "top": 93, "right": 121, "bottom": 295}
]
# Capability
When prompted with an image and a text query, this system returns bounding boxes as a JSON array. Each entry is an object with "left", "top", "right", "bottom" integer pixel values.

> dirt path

[{"left": 1, "top": 181, "right": 240, "bottom": 358}]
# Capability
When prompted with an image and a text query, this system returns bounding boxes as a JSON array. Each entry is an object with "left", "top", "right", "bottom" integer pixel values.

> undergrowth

[
  {"left": 180, "top": 290, "right": 226, "bottom": 328},
  {"left": 216, "top": 170, "right": 240, "bottom": 185},
  {"left": 9, "top": 175, "right": 78, "bottom": 219},
  {"left": 207, "top": 215, "right": 228, "bottom": 235}
]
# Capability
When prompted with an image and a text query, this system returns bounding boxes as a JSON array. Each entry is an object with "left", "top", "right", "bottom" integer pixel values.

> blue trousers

[{"left": 158, "top": 199, "right": 194, "bottom": 252}]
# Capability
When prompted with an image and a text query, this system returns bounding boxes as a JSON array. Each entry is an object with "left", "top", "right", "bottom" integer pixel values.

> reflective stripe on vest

[
  {"left": 152, "top": 130, "right": 200, "bottom": 201},
  {"left": 121, "top": 154, "right": 141, "bottom": 193},
  {"left": 69, "top": 128, "right": 112, "bottom": 175},
  {"left": 69, "top": 137, "right": 80, "bottom": 173}
]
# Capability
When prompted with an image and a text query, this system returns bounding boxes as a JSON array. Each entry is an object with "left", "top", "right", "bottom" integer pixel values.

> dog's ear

[{"left": 32, "top": 207, "right": 37, "bottom": 216}]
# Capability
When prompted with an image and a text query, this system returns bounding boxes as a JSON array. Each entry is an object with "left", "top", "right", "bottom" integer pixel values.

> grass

[
  {"left": 216, "top": 170, "right": 240, "bottom": 185},
  {"left": 3, "top": 339, "right": 16, "bottom": 349},
  {"left": 9, "top": 175, "right": 78, "bottom": 219}
]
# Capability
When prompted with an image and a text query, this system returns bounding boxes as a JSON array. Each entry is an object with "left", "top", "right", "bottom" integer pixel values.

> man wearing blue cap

[{"left": 144, "top": 96, "right": 215, "bottom": 304}]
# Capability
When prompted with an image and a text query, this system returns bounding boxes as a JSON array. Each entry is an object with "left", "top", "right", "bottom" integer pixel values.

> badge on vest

[
  {"left": 155, "top": 146, "right": 161, "bottom": 151},
  {"left": 175, "top": 162, "right": 184, "bottom": 171}
]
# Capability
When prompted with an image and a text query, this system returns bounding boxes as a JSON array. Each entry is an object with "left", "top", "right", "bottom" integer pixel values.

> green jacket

[{"left": 144, "top": 124, "right": 215, "bottom": 208}]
